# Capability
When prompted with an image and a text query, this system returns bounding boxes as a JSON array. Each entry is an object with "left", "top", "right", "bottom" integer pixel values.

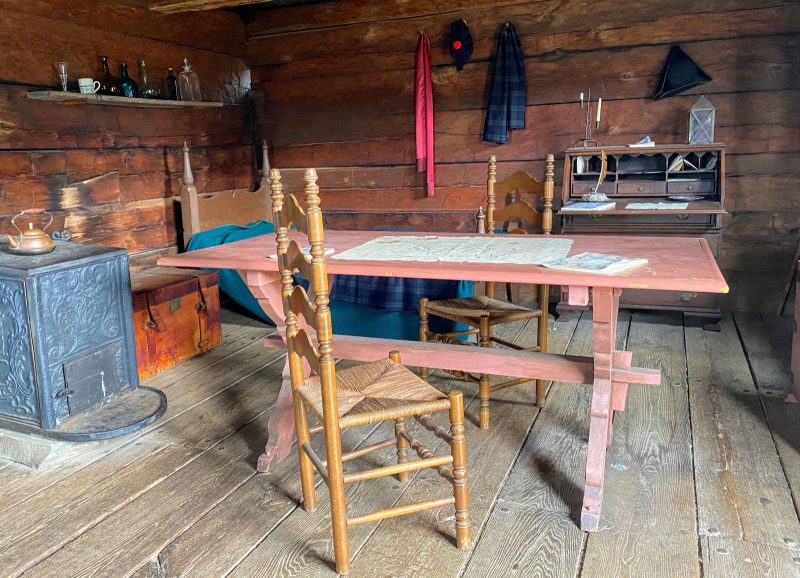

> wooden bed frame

[{"left": 179, "top": 141, "right": 270, "bottom": 246}]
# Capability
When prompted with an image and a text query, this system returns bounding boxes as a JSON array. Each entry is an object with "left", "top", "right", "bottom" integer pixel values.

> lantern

[{"left": 689, "top": 95, "right": 716, "bottom": 144}]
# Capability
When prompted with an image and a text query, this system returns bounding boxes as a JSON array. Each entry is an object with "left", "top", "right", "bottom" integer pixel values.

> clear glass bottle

[
  {"left": 119, "top": 63, "right": 138, "bottom": 98},
  {"left": 138, "top": 60, "right": 161, "bottom": 99},
  {"left": 97, "top": 56, "right": 122, "bottom": 96},
  {"left": 178, "top": 58, "right": 201, "bottom": 102},
  {"left": 164, "top": 68, "right": 178, "bottom": 100}
]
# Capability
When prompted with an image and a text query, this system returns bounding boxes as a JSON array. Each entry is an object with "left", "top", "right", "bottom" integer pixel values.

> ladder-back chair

[
  {"left": 271, "top": 168, "right": 471, "bottom": 575},
  {"left": 419, "top": 154, "right": 555, "bottom": 427}
]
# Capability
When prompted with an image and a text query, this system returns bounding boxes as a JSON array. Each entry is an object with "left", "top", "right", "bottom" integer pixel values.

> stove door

[{"left": 62, "top": 345, "right": 121, "bottom": 416}]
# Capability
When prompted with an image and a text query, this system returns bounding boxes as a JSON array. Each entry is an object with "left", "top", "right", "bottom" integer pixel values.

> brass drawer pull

[
  {"left": 676, "top": 214, "right": 690, "bottom": 220},
  {"left": 679, "top": 292, "right": 697, "bottom": 302},
  {"left": 686, "top": 185, "right": 694, "bottom": 191},
  {"left": 637, "top": 185, "right": 645, "bottom": 192}
]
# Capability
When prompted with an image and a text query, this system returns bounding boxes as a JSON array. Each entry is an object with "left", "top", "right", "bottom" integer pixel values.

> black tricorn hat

[
  {"left": 653, "top": 45, "right": 712, "bottom": 100},
  {"left": 449, "top": 19, "right": 473, "bottom": 71}
]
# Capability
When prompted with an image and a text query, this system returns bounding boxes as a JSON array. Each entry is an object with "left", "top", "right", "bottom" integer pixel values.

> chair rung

[
  {"left": 429, "top": 329, "right": 478, "bottom": 338},
  {"left": 490, "top": 335, "right": 537, "bottom": 350},
  {"left": 490, "top": 377, "right": 534, "bottom": 393},
  {"left": 399, "top": 431, "right": 454, "bottom": 481},
  {"left": 347, "top": 497, "right": 455, "bottom": 527},
  {"left": 415, "top": 414, "right": 453, "bottom": 444},
  {"left": 302, "top": 443, "right": 328, "bottom": 484},
  {"left": 340, "top": 438, "right": 397, "bottom": 464},
  {"left": 343, "top": 455, "right": 453, "bottom": 484}
]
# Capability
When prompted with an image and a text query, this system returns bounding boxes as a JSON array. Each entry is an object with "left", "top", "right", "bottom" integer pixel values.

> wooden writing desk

[{"left": 160, "top": 231, "right": 728, "bottom": 530}]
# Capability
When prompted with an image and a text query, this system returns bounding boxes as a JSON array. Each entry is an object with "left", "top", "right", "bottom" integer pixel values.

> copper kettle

[{"left": 6, "top": 209, "right": 56, "bottom": 255}]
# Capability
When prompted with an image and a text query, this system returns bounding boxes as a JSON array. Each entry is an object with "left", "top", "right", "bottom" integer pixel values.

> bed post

[
  {"left": 180, "top": 142, "right": 201, "bottom": 247},
  {"left": 260, "top": 140, "right": 270, "bottom": 188}
]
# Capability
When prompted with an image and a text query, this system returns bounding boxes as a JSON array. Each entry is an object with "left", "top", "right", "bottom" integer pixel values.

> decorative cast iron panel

[
  {"left": 0, "top": 280, "right": 38, "bottom": 421},
  {"left": 35, "top": 260, "right": 124, "bottom": 364}
]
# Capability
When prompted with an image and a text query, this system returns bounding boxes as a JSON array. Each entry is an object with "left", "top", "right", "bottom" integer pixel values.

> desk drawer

[
  {"left": 564, "top": 213, "right": 714, "bottom": 226},
  {"left": 617, "top": 181, "right": 666, "bottom": 196},
  {"left": 667, "top": 180, "right": 715, "bottom": 194}
]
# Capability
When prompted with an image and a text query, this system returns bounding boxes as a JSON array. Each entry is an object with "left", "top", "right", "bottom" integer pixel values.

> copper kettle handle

[{"left": 11, "top": 209, "right": 54, "bottom": 234}]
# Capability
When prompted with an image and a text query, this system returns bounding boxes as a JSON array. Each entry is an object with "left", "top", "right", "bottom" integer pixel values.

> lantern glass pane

[{"left": 689, "top": 97, "right": 715, "bottom": 144}]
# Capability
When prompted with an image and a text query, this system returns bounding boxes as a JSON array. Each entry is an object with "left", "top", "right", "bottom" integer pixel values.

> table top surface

[{"left": 160, "top": 230, "right": 729, "bottom": 294}]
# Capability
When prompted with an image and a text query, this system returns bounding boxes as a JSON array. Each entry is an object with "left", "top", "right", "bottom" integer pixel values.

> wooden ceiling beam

[{"left": 148, "top": 0, "right": 273, "bottom": 13}]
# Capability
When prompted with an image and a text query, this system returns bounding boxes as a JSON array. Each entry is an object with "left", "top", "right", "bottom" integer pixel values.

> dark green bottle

[
  {"left": 164, "top": 68, "right": 178, "bottom": 100},
  {"left": 97, "top": 56, "right": 122, "bottom": 96},
  {"left": 119, "top": 63, "right": 138, "bottom": 98}
]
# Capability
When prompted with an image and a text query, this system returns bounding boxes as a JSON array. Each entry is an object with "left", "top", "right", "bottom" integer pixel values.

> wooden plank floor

[{"left": 3, "top": 306, "right": 800, "bottom": 577}]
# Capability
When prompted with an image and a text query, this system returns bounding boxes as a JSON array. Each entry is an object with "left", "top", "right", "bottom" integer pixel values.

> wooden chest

[{"left": 131, "top": 267, "right": 222, "bottom": 382}]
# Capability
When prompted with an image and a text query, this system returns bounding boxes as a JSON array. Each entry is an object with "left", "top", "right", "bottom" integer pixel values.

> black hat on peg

[{"left": 653, "top": 45, "right": 712, "bottom": 100}]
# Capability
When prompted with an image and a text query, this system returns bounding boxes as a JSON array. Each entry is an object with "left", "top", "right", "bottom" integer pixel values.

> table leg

[
  {"left": 581, "top": 286, "right": 623, "bottom": 531},
  {"left": 239, "top": 270, "right": 299, "bottom": 473}
]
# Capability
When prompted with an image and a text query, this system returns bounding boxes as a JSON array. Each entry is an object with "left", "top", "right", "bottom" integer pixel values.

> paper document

[
  {"left": 541, "top": 252, "right": 648, "bottom": 275},
  {"left": 560, "top": 201, "right": 616, "bottom": 212},
  {"left": 332, "top": 236, "right": 574, "bottom": 265}
]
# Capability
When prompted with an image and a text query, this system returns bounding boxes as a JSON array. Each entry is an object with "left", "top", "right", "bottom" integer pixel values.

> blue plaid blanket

[
  {"left": 330, "top": 274, "right": 464, "bottom": 312},
  {"left": 482, "top": 22, "right": 527, "bottom": 144}
]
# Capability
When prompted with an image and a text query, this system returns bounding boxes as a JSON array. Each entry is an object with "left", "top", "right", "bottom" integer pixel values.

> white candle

[
  {"left": 596, "top": 98, "right": 602, "bottom": 123},
  {"left": 580, "top": 92, "right": 584, "bottom": 107}
]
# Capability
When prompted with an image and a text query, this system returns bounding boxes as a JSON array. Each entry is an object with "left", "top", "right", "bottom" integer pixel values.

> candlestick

[{"left": 574, "top": 88, "right": 600, "bottom": 148}]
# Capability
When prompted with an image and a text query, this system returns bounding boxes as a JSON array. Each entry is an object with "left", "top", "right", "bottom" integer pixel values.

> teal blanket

[{"left": 187, "top": 221, "right": 472, "bottom": 340}]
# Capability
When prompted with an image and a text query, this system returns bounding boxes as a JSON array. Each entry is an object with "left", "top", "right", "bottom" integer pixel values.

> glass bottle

[
  {"left": 178, "top": 58, "right": 201, "bottom": 102},
  {"left": 119, "top": 63, "right": 138, "bottom": 97},
  {"left": 164, "top": 68, "right": 178, "bottom": 100},
  {"left": 97, "top": 56, "right": 122, "bottom": 96},
  {"left": 138, "top": 60, "right": 160, "bottom": 99}
]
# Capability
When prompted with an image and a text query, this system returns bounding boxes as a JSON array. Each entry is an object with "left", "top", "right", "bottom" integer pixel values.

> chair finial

[
  {"left": 476, "top": 206, "right": 486, "bottom": 234},
  {"left": 269, "top": 168, "right": 284, "bottom": 221},
  {"left": 182, "top": 142, "right": 194, "bottom": 185},
  {"left": 487, "top": 156, "right": 497, "bottom": 234}
]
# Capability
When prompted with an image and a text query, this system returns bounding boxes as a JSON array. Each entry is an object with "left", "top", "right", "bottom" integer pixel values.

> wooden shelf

[{"left": 26, "top": 91, "right": 224, "bottom": 108}]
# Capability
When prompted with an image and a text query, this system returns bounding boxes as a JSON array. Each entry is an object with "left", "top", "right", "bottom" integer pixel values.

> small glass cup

[{"left": 56, "top": 62, "right": 69, "bottom": 91}]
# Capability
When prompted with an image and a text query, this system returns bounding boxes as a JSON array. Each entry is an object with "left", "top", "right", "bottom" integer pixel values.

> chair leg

[
  {"left": 478, "top": 314, "right": 491, "bottom": 429},
  {"left": 536, "top": 283, "right": 550, "bottom": 407},
  {"left": 394, "top": 417, "right": 410, "bottom": 482},
  {"left": 448, "top": 390, "right": 471, "bottom": 549},
  {"left": 321, "top": 405, "right": 350, "bottom": 574},
  {"left": 293, "top": 393, "right": 317, "bottom": 512},
  {"left": 419, "top": 298, "right": 430, "bottom": 380}
]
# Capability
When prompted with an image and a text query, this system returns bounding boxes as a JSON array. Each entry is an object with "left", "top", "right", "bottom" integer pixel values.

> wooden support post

[{"left": 581, "top": 286, "right": 621, "bottom": 532}]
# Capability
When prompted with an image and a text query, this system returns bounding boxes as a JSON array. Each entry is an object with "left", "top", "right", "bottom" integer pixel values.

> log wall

[
  {"left": 0, "top": 0, "right": 254, "bottom": 268},
  {"left": 246, "top": 0, "right": 800, "bottom": 312}
]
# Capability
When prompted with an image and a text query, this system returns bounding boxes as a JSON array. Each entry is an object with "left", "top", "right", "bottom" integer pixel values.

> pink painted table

[{"left": 160, "top": 231, "right": 728, "bottom": 530}]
